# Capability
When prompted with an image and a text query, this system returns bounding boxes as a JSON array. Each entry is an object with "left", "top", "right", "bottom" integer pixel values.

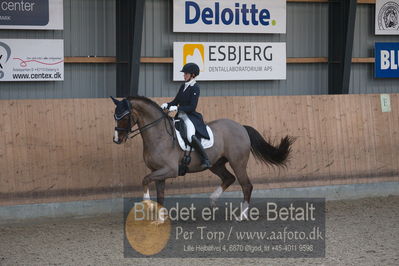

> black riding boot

[{"left": 191, "top": 135, "right": 212, "bottom": 169}]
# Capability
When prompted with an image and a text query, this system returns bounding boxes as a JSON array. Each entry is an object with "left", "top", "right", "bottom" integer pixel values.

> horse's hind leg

[
  {"left": 230, "top": 158, "right": 253, "bottom": 220},
  {"left": 233, "top": 166, "right": 253, "bottom": 203},
  {"left": 209, "top": 158, "right": 236, "bottom": 205}
]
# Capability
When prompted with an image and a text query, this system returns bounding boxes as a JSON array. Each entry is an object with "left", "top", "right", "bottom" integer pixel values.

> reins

[
  {"left": 127, "top": 115, "right": 167, "bottom": 139},
  {"left": 127, "top": 112, "right": 175, "bottom": 142}
]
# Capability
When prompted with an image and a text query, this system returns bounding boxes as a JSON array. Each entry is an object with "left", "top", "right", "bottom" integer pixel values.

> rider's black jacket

[{"left": 167, "top": 83, "right": 210, "bottom": 140}]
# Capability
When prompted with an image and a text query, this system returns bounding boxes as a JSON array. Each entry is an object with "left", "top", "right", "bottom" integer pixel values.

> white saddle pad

[{"left": 174, "top": 122, "right": 214, "bottom": 151}]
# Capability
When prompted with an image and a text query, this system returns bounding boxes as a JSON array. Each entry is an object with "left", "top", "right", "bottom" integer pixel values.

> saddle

[
  {"left": 174, "top": 118, "right": 214, "bottom": 176},
  {"left": 173, "top": 118, "right": 214, "bottom": 151},
  {"left": 174, "top": 119, "right": 190, "bottom": 147}
]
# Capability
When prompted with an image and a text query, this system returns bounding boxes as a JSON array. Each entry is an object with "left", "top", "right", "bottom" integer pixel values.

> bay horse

[{"left": 111, "top": 96, "right": 294, "bottom": 219}]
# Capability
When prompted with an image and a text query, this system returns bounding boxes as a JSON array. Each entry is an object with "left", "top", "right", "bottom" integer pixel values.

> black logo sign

[{"left": 0, "top": 0, "right": 49, "bottom": 26}]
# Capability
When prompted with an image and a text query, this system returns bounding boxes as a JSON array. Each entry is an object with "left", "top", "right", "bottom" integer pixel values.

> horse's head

[{"left": 111, "top": 96, "right": 136, "bottom": 144}]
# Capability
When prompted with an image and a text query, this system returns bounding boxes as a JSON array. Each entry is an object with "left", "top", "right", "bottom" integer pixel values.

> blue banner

[{"left": 375, "top": 42, "right": 399, "bottom": 78}]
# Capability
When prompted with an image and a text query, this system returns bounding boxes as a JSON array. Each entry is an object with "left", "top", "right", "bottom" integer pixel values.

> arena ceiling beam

[
  {"left": 328, "top": 0, "right": 357, "bottom": 94},
  {"left": 116, "top": 0, "right": 145, "bottom": 97}
]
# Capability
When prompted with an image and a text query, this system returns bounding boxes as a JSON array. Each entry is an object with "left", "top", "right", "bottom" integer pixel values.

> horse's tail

[{"left": 243, "top": 125, "right": 295, "bottom": 167}]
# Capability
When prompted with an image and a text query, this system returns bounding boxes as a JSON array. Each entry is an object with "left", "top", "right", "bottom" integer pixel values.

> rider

[{"left": 161, "top": 62, "right": 212, "bottom": 169}]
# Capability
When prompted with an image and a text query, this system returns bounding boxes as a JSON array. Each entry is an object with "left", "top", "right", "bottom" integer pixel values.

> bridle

[
  {"left": 114, "top": 100, "right": 175, "bottom": 140},
  {"left": 115, "top": 113, "right": 166, "bottom": 139},
  {"left": 114, "top": 111, "right": 137, "bottom": 135}
]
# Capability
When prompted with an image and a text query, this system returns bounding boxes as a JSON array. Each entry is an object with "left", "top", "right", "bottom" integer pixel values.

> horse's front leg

[
  {"left": 142, "top": 169, "right": 174, "bottom": 225},
  {"left": 155, "top": 180, "right": 166, "bottom": 205},
  {"left": 142, "top": 168, "right": 176, "bottom": 201}
]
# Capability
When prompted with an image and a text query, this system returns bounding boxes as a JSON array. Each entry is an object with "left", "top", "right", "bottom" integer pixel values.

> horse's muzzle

[{"left": 113, "top": 138, "right": 123, "bottom": 144}]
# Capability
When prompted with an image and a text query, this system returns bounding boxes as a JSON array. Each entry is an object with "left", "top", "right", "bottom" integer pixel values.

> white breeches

[{"left": 178, "top": 112, "right": 195, "bottom": 143}]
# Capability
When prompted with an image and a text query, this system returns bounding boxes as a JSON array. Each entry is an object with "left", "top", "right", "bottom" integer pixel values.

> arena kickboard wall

[{"left": 0, "top": 94, "right": 398, "bottom": 206}]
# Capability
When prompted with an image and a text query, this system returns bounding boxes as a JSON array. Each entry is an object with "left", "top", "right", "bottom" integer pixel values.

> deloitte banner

[
  {"left": 173, "top": 0, "right": 286, "bottom": 34},
  {"left": 173, "top": 42, "right": 286, "bottom": 81},
  {"left": 375, "top": 42, "right": 399, "bottom": 78},
  {"left": 0, "top": 39, "right": 64, "bottom": 82},
  {"left": 0, "top": 0, "right": 63, "bottom": 30}
]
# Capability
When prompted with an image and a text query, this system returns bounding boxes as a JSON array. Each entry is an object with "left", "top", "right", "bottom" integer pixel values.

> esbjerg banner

[
  {"left": 375, "top": 42, "right": 399, "bottom": 78},
  {"left": 173, "top": 42, "right": 286, "bottom": 81},
  {"left": 173, "top": 0, "right": 286, "bottom": 34},
  {"left": 0, "top": 39, "right": 64, "bottom": 82},
  {"left": 375, "top": 0, "right": 399, "bottom": 35},
  {"left": 0, "top": 0, "right": 63, "bottom": 30}
]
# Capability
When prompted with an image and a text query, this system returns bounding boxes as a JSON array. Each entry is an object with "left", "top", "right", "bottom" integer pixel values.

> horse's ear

[{"left": 110, "top": 96, "right": 119, "bottom": 105}]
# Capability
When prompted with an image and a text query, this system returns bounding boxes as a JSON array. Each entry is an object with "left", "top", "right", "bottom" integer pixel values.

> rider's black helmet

[{"left": 181, "top": 63, "right": 200, "bottom": 77}]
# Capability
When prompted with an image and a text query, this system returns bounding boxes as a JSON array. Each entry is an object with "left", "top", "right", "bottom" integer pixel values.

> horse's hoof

[
  {"left": 143, "top": 200, "right": 156, "bottom": 211},
  {"left": 236, "top": 212, "right": 249, "bottom": 222},
  {"left": 236, "top": 217, "right": 248, "bottom": 223},
  {"left": 151, "top": 219, "right": 166, "bottom": 226}
]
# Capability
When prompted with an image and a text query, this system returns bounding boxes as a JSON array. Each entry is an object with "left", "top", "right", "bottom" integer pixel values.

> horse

[{"left": 111, "top": 96, "right": 294, "bottom": 219}]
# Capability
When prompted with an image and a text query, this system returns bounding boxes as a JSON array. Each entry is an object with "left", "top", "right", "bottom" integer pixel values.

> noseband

[{"left": 114, "top": 115, "right": 138, "bottom": 133}]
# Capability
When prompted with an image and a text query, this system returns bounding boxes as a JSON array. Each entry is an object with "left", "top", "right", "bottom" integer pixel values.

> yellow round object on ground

[{"left": 125, "top": 200, "right": 171, "bottom": 256}]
